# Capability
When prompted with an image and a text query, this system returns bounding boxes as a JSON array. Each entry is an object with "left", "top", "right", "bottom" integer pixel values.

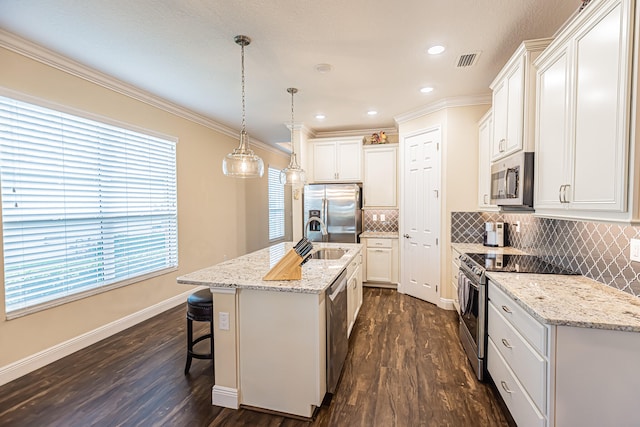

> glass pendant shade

[
  {"left": 222, "top": 130, "right": 265, "bottom": 178},
  {"left": 279, "top": 152, "right": 306, "bottom": 185},
  {"left": 223, "top": 35, "right": 264, "bottom": 178},
  {"left": 280, "top": 87, "right": 307, "bottom": 185}
]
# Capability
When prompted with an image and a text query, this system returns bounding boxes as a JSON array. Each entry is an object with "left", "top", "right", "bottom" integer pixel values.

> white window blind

[
  {"left": 268, "top": 167, "right": 285, "bottom": 241},
  {"left": 0, "top": 96, "right": 178, "bottom": 316}
]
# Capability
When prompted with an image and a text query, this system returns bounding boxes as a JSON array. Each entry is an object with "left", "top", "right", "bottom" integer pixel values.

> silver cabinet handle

[
  {"left": 484, "top": 194, "right": 489, "bottom": 204},
  {"left": 499, "top": 138, "right": 506, "bottom": 152},
  {"left": 501, "top": 338, "right": 513, "bottom": 349},
  {"left": 558, "top": 185, "right": 563, "bottom": 203},
  {"left": 501, "top": 305, "right": 512, "bottom": 314},
  {"left": 434, "top": 189, "right": 439, "bottom": 198},
  {"left": 501, "top": 381, "right": 513, "bottom": 394},
  {"left": 563, "top": 184, "right": 570, "bottom": 203}
]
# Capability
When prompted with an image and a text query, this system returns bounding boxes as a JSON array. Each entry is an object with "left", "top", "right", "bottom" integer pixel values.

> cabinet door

[
  {"left": 504, "top": 59, "right": 525, "bottom": 155},
  {"left": 313, "top": 142, "right": 337, "bottom": 181},
  {"left": 535, "top": 46, "right": 571, "bottom": 210},
  {"left": 570, "top": 1, "right": 628, "bottom": 211},
  {"left": 347, "top": 272, "right": 357, "bottom": 337},
  {"left": 336, "top": 140, "right": 362, "bottom": 181},
  {"left": 364, "top": 146, "right": 397, "bottom": 207},
  {"left": 366, "top": 247, "right": 392, "bottom": 282},
  {"left": 491, "top": 80, "right": 508, "bottom": 160},
  {"left": 478, "top": 112, "right": 495, "bottom": 209}
]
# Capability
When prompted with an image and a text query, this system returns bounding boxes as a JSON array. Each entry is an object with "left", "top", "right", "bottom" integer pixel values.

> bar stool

[{"left": 184, "top": 289, "right": 214, "bottom": 375}]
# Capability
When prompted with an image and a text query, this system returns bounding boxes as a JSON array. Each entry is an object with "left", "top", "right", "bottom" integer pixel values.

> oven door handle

[{"left": 460, "top": 268, "right": 480, "bottom": 290}]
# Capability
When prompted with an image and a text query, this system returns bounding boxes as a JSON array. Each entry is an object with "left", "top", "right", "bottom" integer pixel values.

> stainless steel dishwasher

[{"left": 326, "top": 269, "right": 348, "bottom": 394}]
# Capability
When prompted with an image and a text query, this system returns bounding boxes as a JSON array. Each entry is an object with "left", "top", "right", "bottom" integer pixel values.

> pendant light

[
  {"left": 222, "top": 35, "right": 264, "bottom": 178},
  {"left": 279, "top": 88, "right": 307, "bottom": 185}
]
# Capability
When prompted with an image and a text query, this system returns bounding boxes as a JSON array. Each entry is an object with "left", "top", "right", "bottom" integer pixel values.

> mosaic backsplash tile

[
  {"left": 363, "top": 209, "right": 398, "bottom": 232},
  {"left": 451, "top": 211, "right": 640, "bottom": 297}
]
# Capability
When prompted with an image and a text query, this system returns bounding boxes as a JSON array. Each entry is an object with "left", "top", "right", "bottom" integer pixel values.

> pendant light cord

[
  {"left": 290, "top": 89, "right": 295, "bottom": 155},
  {"left": 241, "top": 41, "right": 246, "bottom": 137}
]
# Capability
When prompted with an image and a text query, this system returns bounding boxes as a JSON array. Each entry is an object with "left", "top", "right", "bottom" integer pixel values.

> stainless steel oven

[{"left": 458, "top": 255, "right": 487, "bottom": 381}]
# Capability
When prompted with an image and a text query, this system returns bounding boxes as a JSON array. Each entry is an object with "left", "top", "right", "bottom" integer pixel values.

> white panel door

[{"left": 400, "top": 128, "right": 440, "bottom": 305}]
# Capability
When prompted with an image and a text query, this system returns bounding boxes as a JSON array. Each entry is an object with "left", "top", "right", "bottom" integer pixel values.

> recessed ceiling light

[
  {"left": 367, "top": 110, "right": 378, "bottom": 116},
  {"left": 420, "top": 87, "right": 434, "bottom": 93},
  {"left": 315, "top": 114, "right": 326, "bottom": 120},
  {"left": 314, "top": 63, "right": 333, "bottom": 73},
  {"left": 428, "top": 45, "right": 446, "bottom": 55}
]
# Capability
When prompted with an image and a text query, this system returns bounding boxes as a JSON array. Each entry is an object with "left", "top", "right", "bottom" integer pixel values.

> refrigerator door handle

[{"left": 322, "top": 197, "right": 328, "bottom": 242}]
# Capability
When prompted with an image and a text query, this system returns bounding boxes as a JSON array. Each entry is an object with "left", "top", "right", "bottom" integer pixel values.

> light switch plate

[
  {"left": 630, "top": 239, "right": 640, "bottom": 262},
  {"left": 372, "top": 214, "right": 378, "bottom": 221},
  {"left": 219, "top": 312, "right": 230, "bottom": 330},
  {"left": 380, "top": 214, "right": 386, "bottom": 222}
]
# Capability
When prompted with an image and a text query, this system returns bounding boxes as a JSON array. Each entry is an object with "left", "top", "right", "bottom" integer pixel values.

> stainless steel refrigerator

[{"left": 303, "top": 183, "right": 362, "bottom": 243}]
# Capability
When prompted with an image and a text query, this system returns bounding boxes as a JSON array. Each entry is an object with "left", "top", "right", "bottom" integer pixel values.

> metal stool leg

[{"left": 184, "top": 317, "right": 193, "bottom": 375}]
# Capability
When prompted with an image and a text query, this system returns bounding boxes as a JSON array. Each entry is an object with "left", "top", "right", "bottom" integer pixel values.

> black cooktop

[{"left": 464, "top": 253, "right": 578, "bottom": 275}]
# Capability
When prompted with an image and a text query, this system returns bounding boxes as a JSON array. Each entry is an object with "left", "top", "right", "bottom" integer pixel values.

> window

[
  {"left": 0, "top": 95, "right": 178, "bottom": 317},
  {"left": 268, "top": 167, "right": 285, "bottom": 241}
]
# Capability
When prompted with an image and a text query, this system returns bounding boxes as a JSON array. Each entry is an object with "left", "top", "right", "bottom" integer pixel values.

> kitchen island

[{"left": 177, "top": 242, "right": 363, "bottom": 418}]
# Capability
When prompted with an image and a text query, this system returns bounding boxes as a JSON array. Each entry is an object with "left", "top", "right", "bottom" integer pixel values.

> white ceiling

[{"left": 0, "top": 0, "right": 579, "bottom": 149}]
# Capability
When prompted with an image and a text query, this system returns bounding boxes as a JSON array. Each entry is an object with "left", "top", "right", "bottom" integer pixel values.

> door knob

[{"left": 403, "top": 234, "right": 411, "bottom": 239}]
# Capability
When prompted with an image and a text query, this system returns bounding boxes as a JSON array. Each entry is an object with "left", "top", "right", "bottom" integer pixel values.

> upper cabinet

[
  {"left": 478, "top": 110, "right": 498, "bottom": 211},
  {"left": 363, "top": 144, "right": 398, "bottom": 208},
  {"left": 310, "top": 137, "right": 362, "bottom": 182},
  {"left": 534, "top": 0, "right": 633, "bottom": 220},
  {"left": 490, "top": 38, "right": 552, "bottom": 162}
]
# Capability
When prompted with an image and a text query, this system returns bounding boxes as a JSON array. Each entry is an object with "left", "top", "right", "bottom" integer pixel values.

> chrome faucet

[{"left": 304, "top": 216, "right": 328, "bottom": 241}]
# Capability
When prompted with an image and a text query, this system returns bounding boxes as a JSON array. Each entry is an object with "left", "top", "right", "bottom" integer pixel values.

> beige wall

[
  {"left": 0, "top": 46, "right": 289, "bottom": 367},
  {"left": 398, "top": 103, "right": 490, "bottom": 301}
]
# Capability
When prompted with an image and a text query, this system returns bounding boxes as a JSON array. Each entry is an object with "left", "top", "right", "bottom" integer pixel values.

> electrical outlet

[
  {"left": 380, "top": 214, "right": 386, "bottom": 222},
  {"left": 514, "top": 221, "right": 521, "bottom": 233},
  {"left": 631, "top": 239, "right": 640, "bottom": 262},
  {"left": 219, "top": 312, "right": 230, "bottom": 330},
  {"left": 373, "top": 214, "right": 378, "bottom": 221}
]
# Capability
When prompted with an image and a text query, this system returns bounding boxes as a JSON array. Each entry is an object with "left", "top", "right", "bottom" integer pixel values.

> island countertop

[{"left": 177, "top": 242, "right": 362, "bottom": 294}]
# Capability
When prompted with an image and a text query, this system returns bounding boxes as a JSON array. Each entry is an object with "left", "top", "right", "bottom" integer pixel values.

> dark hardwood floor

[{"left": 0, "top": 288, "right": 510, "bottom": 426}]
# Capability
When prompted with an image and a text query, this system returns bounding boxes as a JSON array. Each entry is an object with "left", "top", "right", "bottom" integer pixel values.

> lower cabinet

[
  {"left": 488, "top": 279, "right": 640, "bottom": 427},
  {"left": 347, "top": 250, "right": 363, "bottom": 337},
  {"left": 361, "top": 237, "right": 399, "bottom": 285},
  {"left": 451, "top": 247, "right": 461, "bottom": 314}
]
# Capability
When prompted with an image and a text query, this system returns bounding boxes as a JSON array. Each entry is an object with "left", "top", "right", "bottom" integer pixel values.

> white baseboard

[
  {"left": 0, "top": 286, "right": 205, "bottom": 387},
  {"left": 439, "top": 297, "right": 455, "bottom": 311},
  {"left": 212, "top": 385, "right": 239, "bottom": 409}
]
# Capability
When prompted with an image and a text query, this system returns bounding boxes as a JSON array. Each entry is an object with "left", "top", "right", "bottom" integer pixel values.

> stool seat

[{"left": 184, "top": 289, "right": 214, "bottom": 375}]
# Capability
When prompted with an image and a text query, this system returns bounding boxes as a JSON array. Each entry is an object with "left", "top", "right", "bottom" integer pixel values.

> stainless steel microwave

[{"left": 490, "top": 152, "right": 534, "bottom": 209}]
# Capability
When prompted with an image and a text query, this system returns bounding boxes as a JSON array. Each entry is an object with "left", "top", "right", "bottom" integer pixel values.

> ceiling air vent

[{"left": 456, "top": 51, "right": 481, "bottom": 68}]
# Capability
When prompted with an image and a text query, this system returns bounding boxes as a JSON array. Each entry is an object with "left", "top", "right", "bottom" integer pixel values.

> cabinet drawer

[
  {"left": 346, "top": 253, "right": 360, "bottom": 278},
  {"left": 488, "top": 302, "right": 546, "bottom": 413},
  {"left": 367, "top": 238, "right": 392, "bottom": 248},
  {"left": 488, "top": 281, "right": 547, "bottom": 355},
  {"left": 488, "top": 339, "right": 546, "bottom": 427}
]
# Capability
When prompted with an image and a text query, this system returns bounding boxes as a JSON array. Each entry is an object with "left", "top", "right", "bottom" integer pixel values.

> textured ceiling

[{"left": 0, "top": 0, "right": 579, "bottom": 148}]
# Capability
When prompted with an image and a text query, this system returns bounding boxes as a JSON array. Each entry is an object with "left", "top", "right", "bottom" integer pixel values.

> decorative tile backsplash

[
  {"left": 363, "top": 209, "right": 399, "bottom": 232},
  {"left": 451, "top": 212, "right": 640, "bottom": 297}
]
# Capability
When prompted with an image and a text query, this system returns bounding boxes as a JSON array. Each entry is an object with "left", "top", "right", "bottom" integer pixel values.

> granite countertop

[
  {"left": 360, "top": 231, "right": 399, "bottom": 239},
  {"left": 487, "top": 271, "right": 640, "bottom": 333},
  {"left": 177, "top": 242, "right": 362, "bottom": 295},
  {"left": 451, "top": 242, "right": 528, "bottom": 255}
]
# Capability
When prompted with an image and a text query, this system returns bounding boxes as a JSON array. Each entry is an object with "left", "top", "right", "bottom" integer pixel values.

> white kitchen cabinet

[
  {"left": 535, "top": 0, "right": 632, "bottom": 219},
  {"left": 363, "top": 144, "right": 397, "bottom": 207},
  {"left": 346, "top": 250, "right": 363, "bottom": 337},
  {"left": 451, "top": 247, "right": 461, "bottom": 315},
  {"left": 310, "top": 137, "right": 362, "bottom": 182},
  {"left": 490, "top": 38, "right": 551, "bottom": 162},
  {"left": 477, "top": 110, "right": 498, "bottom": 211},
  {"left": 361, "top": 237, "right": 399, "bottom": 285},
  {"left": 488, "top": 279, "right": 640, "bottom": 427}
]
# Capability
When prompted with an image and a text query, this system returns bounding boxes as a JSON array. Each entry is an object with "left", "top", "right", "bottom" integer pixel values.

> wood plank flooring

[{"left": 0, "top": 288, "right": 511, "bottom": 426}]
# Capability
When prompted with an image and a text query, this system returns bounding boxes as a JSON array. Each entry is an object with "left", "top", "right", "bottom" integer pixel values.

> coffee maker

[{"left": 484, "top": 222, "right": 506, "bottom": 247}]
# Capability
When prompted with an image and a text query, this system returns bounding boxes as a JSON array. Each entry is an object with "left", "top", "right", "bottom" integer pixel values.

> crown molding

[
  {"left": 313, "top": 126, "right": 398, "bottom": 139},
  {"left": 0, "top": 30, "right": 287, "bottom": 157},
  {"left": 394, "top": 94, "right": 492, "bottom": 124}
]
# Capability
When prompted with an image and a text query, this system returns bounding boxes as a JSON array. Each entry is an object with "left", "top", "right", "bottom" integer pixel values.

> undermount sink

[{"left": 309, "top": 248, "right": 347, "bottom": 260}]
